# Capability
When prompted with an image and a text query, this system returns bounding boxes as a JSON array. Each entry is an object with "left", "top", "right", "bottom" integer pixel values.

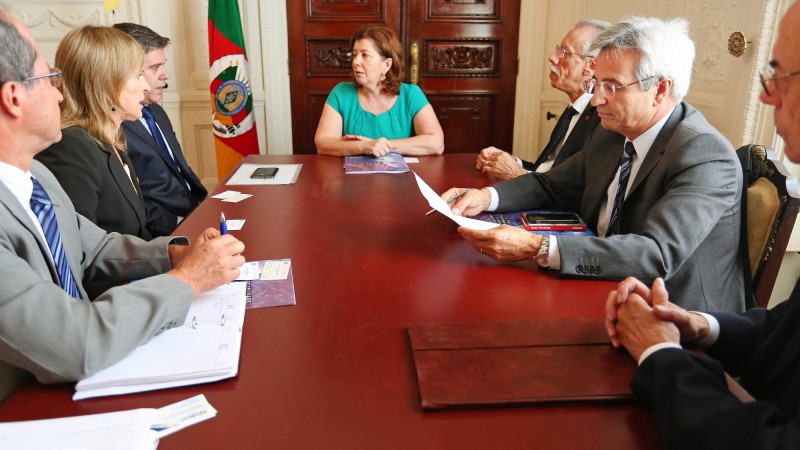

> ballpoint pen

[
  {"left": 220, "top": 212, "right": 228, "bottom": 235},
  {"left": 425, "top": 189, "right": 470, "bottom": 216}
]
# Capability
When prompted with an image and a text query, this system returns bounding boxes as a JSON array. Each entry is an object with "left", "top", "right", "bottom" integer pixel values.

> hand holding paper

[{"left": 412, "top": 172, "right": 498, "bottom": 231}]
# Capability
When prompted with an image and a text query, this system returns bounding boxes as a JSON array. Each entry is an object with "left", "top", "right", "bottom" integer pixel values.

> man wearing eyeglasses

[
  {"left": 443, "top": 17, "right": 744, "bottom": 313},
  {"left": 0, "top": 6, "right": 245, "bottom": 403},
  {"left": 605, "top": 4, "right": 800, "bottom": 448},
  {"left": 476, "top": 20, "right": 609, "bottom": 180}
]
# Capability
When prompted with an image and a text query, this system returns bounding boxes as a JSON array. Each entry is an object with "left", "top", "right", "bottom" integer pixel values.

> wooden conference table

[{"left": 0, "top": 154, "right": 658, "bottom": 449}]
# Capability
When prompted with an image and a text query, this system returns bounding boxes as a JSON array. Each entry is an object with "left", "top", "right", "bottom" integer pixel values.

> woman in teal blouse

[{"left": 315, "top": 26, "right": 444, "bottom": 156}]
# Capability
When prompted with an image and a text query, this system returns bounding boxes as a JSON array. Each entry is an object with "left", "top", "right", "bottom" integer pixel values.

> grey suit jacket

[
  {"left": 0, "top": 161, "right": 193, "bottom": 402},
  {"left": 493, "top": 102, "right": 745, "bottom": 312}
]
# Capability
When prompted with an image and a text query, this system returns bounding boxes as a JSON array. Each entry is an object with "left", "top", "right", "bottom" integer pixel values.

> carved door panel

[
  {"left": 286, "top": 0, "right": 519, "bottom": 154},
  {"left": 407, "top": 1, "right": 519, "bottom": 154}
]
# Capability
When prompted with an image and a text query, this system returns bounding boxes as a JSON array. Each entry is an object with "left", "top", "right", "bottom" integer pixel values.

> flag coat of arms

[{"left": 208, "top": 0, "right": 259, "bottom": 178}]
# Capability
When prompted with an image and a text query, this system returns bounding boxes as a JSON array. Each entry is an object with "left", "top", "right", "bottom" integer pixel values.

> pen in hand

[
  {"left": 220, "top": 212, "right": 228, "bottom": 235},
  {"left": 425, "top": 189, "right": 470, "bottom": 216}
]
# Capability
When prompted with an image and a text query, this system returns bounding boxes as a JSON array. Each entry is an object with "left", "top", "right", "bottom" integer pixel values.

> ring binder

[
  {"left": 73, "top": 283, "right": 247, "bottom": 400},
  {"left": 191, "top": 314, "right": 228, "bottom": 329}
]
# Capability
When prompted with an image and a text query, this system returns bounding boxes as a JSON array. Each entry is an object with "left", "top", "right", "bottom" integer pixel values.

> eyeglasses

[
  {"left": 554, "top": 45, "right": 591, "bottom": 59},
  {"left": 583, "top": 76, "right": 656, "bottom": 98},
  {"left": 23, "top": 68, "right": 62, "bottom": 89},
  {"left": 760, "top": 64, "right": 800, "bottom": 96}
]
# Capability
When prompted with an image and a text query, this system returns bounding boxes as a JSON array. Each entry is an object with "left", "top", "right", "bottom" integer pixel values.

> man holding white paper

[
  {"left": 0, "top": 6, "right": 245, "bottom": 403},
  {"left": 441, "top": 17, "right": 744, "bottom": 313}
]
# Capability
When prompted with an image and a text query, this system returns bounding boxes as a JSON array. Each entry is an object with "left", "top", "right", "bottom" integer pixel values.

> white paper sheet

[
  {"left": 412, "top": 172, "right": 499, "bottom": 231},
  {"left": 0, "top": 409, "right": 158, "bottom": 450}
]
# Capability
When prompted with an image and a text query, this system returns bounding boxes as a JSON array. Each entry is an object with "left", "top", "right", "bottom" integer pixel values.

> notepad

[{"left": 73, "top": 283, "right": 247, "bottom": 400}]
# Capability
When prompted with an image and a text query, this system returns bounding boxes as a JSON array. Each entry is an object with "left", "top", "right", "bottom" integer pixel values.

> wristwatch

[{"left": 535, "top": 235, "right": 550, "bottom": 267}]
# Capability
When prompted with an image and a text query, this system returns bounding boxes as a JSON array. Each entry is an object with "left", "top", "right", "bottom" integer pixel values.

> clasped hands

[
  {"left": 605, "top": 277, "right": 711, "bottom": 361},
  {"left": 439, "top": 187, "right": 544, "bottom": 262},
  {"left": 342, "top": 134, "right": 396, "bottom": 157},
  {"left": 475, "top": 147, "right": 527, "bottom": 181}
]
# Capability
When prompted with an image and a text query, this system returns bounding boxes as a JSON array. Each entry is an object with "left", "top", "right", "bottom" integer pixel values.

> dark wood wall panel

[
  {"left": 309, "top": 0, "right": 384, "bottom": 20},
  {"left": 429, "top": 0, "right": 499, "bottom": 20},
  {"left": 307, "top": 39, "right": 353, "bottom": 76},
  {"left": 429, "top": 94, "right": 496, "bottom": 153},
  {"left": 425, "top": 39, "right": 499, "bottom": 77}
]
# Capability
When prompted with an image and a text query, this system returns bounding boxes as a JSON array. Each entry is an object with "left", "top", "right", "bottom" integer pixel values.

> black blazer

[
  {"left": 521, "top": 105, "right": 601, "bottom": 171},
  {"left": 122, "top": 103, "right": 207, "bottom": 237},
  {"left": 631, "top": 281, "right": 800, "bottom": 449},
  {"left": 35, "top": 126, "right": 151, "bottom": 240}
]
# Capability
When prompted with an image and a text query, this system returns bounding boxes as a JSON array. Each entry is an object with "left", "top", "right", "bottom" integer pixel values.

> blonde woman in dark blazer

[{"left": 36, "top": 26, "right": 152, "bottom": 240}]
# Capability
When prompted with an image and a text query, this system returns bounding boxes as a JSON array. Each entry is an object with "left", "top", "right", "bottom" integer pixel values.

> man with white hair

[
  {"left": 604, "top": 3, "right": 800, "bottom": 448},
  {"left": 476, "top": 20, "right": 609, "bottom": 179},
  {"left": 443, "top": 17, "right": 744, "bottom": 312}
]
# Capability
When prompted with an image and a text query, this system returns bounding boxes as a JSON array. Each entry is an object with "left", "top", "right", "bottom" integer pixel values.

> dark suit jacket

[
  {"left": 35, "top": 126, "right": 151, "bottom": 240},
  {"left": 122, "top": 103, "right": 207, "bottom": 237},
  {"left": 631, "top": 280, "right": 800, "bottom": 450},
  {"left": 521, "top": 105, "right": 601, "bottom": 171},
  {"left": 492, "top": 102, "right": 745, "bottom": 312}
]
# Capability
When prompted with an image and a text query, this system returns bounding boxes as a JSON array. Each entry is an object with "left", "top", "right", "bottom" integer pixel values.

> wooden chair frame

[{"left": 737, "top": 144, "right": 800, "bottom": 309}]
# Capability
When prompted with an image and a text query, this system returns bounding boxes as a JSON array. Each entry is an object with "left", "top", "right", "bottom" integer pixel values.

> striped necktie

[
  {"left": 30, "top": 177, "right": 81, "bottom": 299},
  {"left": 606, "top": 142, "right": 636, "bottom": 237}
]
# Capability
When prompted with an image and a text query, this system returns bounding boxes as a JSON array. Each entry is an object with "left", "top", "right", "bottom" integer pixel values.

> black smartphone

[
  {"left": 523, "top": 212, "right": 581, "bottom": 224},
  {"left": 250, "top": 167, "right": 279, "bottom": 179}
]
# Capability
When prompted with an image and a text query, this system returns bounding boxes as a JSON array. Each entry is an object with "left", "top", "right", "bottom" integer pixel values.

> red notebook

[{"left": 408, "top": 318, "right": 636, "bottom": 410}]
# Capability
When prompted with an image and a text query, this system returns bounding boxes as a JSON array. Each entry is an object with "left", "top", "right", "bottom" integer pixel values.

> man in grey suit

[
  {"left": 476, "top": 20, "right": 609, "bottom": 180},
  {"left": 444, "top": 17, "right": 745, "bottom": 313},
  {"left": 603, "top": 5, "right": 800, "bottom": 447},
  {"left": 0, "top": 8, "right": 245, "bottom": 402},
  {"left": 115, "top": 22, "right": 208, "bottom": 237}
]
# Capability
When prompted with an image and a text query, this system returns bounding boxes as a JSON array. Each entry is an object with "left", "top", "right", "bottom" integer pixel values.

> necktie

[
  {"left": 535, "top": 105, "right": 578, "bottom": 167},
  {"left": 141, "top": 106, "right": 189, "bottom": 188},
  {"left": 30, "top": 177, "right": 81, "bottom": 299},
  {"left": 606, "top": 142, "right": 636, "bottom": 237}
]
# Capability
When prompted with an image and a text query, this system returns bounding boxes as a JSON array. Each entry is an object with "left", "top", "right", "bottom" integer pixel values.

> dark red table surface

[{"left": 0, "top": 154, "right": 658, "bottom": 449}]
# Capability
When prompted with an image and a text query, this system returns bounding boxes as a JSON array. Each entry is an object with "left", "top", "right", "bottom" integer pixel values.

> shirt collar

[
  {"left": 0, "top": 160, "right": 34, "bottom": 205},
  {"left": 628, "top": 106, "right": 676, "bottom": 155},
  {"left": 571, "top": 92, "right": 594, "bottom": 115}
]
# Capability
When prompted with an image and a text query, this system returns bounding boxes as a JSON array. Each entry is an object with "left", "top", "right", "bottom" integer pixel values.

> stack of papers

[
  {"left": 0, "top": 395, "right": 217, "bottom": 449},
  {"left": 74, "top": 283, "right": 247, "bottom": 400}
]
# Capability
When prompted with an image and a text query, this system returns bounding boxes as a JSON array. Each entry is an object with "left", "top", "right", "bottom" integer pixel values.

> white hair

[
  {"left": 574, "top": 19, "right": 612, "bottom": 56},
  {"left": 588, "top": 17, "right": 695, "bottom": 103}
]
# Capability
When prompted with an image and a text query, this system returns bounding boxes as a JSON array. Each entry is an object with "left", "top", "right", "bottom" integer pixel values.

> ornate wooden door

[{"left": 287, "top": 0, "right": 519, "bottom": 154}]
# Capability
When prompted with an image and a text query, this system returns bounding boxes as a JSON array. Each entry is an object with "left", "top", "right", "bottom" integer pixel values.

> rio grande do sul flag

[{"left": 208, "top": 0, "right": 258, "bottom": 178}]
